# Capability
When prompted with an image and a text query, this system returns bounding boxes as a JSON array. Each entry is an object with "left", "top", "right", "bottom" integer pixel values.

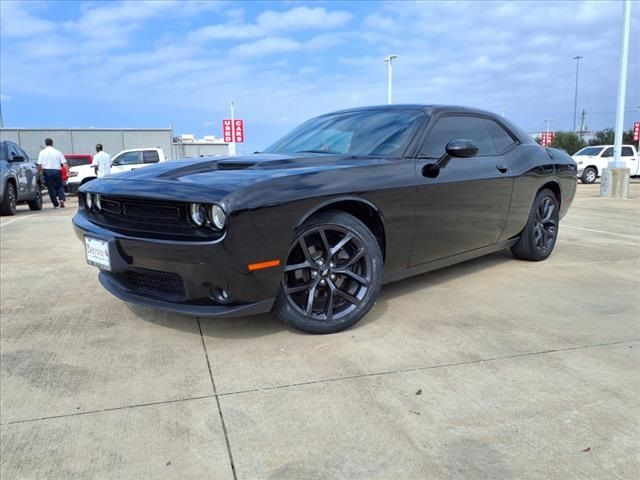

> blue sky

[{"left": 1, "top": 0, "right": 638, "bottom": 153}]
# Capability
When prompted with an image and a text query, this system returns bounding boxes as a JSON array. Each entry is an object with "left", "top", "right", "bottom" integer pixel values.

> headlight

[
  {"left": 189, "top": 203, "right": 207, "bottom": 226},
  {"left": 209, "top": 204, "right": 226, "bottom": 230},
  {"left": 85, "top": 192, "right": 93, "bottom": 210},
  {"left": 93, "top": 194, "right": 101, "bottom": 211}
]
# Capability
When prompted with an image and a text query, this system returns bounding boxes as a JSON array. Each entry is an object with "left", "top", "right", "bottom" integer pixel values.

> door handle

[{"left": 496, "top": 164, "right": 508, "bottom": 173}]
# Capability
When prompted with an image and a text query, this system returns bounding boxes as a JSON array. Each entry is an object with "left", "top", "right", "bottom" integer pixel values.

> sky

[{"left": 1, "top": 0, "right": 639, "bottom": 153}]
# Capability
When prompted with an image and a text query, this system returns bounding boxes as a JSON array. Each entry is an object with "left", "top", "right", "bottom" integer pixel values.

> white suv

[
  {"left": 68, "top": 148, "right": 167, "bottom": 193},
  {"left": 573, "top": 145, "right": 639, "bottom": 183}
]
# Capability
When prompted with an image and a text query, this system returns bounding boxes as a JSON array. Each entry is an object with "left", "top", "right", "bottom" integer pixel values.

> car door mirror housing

[{"left": 446, "top": 139, "right": 479, "bottom": 158}]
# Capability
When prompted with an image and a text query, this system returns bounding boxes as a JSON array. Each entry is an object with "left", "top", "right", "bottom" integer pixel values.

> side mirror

[
  {"left": 446, "top": 139, "right": 479, "bottom": 158},
  {"left": 10, "top": 155, "right": 25, "bottom": 162},
  {"left": 111, "top": 160, "right": 119, "bottom": 166}
]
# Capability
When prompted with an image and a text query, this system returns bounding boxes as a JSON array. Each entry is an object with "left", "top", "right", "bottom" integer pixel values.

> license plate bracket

[{"left": 85, "top": 236, "right": 111, "bottom": 271}]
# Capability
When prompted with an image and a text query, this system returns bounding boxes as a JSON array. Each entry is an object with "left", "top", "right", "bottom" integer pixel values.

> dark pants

[{"left": 43, "top": 169, "right": 65, "bottom": 207}]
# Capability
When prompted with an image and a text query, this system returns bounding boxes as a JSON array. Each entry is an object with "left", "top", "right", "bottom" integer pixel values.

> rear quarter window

[
  {"left": 143, "top": 151, "right": 160, "bottom": 164},
  {"left": 485, "top": 120, "right": 516, "bottom": 153}
]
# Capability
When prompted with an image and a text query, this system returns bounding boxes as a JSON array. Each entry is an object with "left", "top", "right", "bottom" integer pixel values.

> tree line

[{"left": 535, "top": 128, "right": 636, "bottom": 155}]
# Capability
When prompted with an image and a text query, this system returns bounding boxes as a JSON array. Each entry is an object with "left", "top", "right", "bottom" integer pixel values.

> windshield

[
  {"left": 265, "top": 110, "right": 426, "bottom": 156},
  {"left": 574, "top": 146, "right": 604, "bottom": 156}
]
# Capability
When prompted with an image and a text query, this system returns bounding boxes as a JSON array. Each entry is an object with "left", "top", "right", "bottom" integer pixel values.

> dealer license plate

[{"left": 85, "top": 236, "right": 111, "bottom": 271}]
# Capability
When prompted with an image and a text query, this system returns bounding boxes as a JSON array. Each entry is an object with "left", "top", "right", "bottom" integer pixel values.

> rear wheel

[
  {"left": 28, "top": 187, "right": 43, "bottom": 211},
  {"left": 1, "top": 182, "right": 17, "bottom": 216},
  {"left": 274, "top": 211, "right": 383, "bottom": 334},
  {"left": 581, "top": 167, "right": 597, "bottom": 184},
  {"left": 511, "top": 189, "right": 559, "bottom": 261}
]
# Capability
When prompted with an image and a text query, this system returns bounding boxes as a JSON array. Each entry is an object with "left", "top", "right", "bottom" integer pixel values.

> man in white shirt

[
  {"left": 92, "top": 143, "right": 111, "bottom": 178},
  {"left": 37, "top": 138, "right": 67, "bottom": 208}
]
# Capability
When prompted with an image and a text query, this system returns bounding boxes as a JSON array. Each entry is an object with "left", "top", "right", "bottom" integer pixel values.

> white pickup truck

[
  {"left": 573, "top": 144, "right": 639, "bottom": 183},
  {"left": 67, "top": 148, "right": 167, "bottom": 193}
]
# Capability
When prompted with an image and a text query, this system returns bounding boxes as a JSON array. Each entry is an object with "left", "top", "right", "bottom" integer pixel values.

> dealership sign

[
  {"left": 223, "top": 119, "right": 244, "bottom": 143},
  {"left": 540, "top": 131, "right": 555, "bottom": 147},
  {"left": 633, "top": 121, "right": 640, "bottom": 142}
]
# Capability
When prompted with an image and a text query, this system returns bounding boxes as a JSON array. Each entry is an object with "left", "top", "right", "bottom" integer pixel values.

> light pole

[
  {"left": 611, "top": 0, "right": 631, "bottom": 169},
  {"left": 601, "top": 0, "right": 631, "bottom": 197},
  {"left": 229, "top": 100, "right": 236, "bottom": 156},
  {"left": 544, "top": 119, "right": 552, "bottom": 146},
  {"left": 383, "top": 55, "right": 398, "bottom": 104},
  {"left": 572, "top": 55, "right": 583, "bottom": 132}
]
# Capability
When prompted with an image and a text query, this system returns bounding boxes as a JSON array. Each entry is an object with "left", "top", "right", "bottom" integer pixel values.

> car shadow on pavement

[{"left": 129, "top": 250, "right": 515, "bottom": 339}]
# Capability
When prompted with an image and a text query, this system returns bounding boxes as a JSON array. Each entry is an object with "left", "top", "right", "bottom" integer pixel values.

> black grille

[
  {"left": 122, "top": 202, "right": 181, "bottom": 219},
  {"left": 99, "top": 196, "right": 187, "bottom": 224},
  {"left": 111, "top": 269, "right": 186, "bottom": 302}
]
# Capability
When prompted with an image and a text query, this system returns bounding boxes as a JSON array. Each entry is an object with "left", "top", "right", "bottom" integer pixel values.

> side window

[
  {"left": 621, "top": 147, "right": 633, "bottom": 157},
  {"left": 419, "top": 116, "right": 496, "bottom": 158},
  {"left": 8, "top": 145, "right": 22, "bottom": 161},
  {"left": 485, "top": 120, "right": 516, "bottom": 153},
  {"left": 115, "top": 151, "right": 141, "bottom": 165},
  {"left": 142, "top": 150, "right": 160, "bottom": 164},
  {"left": 17, "top": 146, "right": 30, "bottom": 162},
  {"left": 602, "top": 147, "right": 614, "bottom": 158}
]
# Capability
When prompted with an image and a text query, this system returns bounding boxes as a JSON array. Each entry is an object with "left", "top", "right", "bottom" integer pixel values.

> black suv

[{"left": 0, "top": 141, "right": 43, "bottom": 215}]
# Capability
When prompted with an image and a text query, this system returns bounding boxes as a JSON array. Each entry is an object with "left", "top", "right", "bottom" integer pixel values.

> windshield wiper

[{"left": 295, "top": 149, "right": 340, "bottom": 154}]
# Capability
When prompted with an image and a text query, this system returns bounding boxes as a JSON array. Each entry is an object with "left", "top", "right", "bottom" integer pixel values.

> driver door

[{"left": 409, "top": 115, "right": 515, "bottom": 266}]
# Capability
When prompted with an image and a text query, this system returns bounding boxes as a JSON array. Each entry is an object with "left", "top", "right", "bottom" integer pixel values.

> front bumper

[{"left": 72, "top": 213, "right": 276, "bottom": 317}]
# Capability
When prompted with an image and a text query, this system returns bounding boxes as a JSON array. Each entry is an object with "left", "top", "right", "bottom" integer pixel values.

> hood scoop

[{"left": 217, "top": 161, "right": 256, "bottom": 170}]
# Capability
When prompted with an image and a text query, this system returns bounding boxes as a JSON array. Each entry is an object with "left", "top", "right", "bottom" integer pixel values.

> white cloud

[
  {"left": 0, "top": 1, "right": 55, "bottom": 37},
  {"left": 188, "top": 5, "right": 352, "bottom": 43},
  {"left": 257, "top": 6, "right": 352, "bottom": 31},
  {"left": 230, "top": 37, "right": 302, "bottom": 58}
]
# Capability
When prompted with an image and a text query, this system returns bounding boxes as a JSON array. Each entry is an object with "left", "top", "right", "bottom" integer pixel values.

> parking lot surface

[{"left": 1, "top": 184, "right": 639, "bottom": 479}]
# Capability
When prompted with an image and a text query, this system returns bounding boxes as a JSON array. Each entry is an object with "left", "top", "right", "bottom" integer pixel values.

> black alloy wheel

[
  {"left": 1, "top": 183, "right": 17, "bottom": 216},
  {"left": 275, "top": 211, "right": 382, "bottom": 334},
  {"left": 511, "top": 188, "right": 560, "bottom": 261},
  {"left": 533, "top": 196, "right": 557, "bottom": 255}
]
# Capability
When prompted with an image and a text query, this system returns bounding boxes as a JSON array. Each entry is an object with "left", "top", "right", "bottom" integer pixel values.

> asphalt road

[{"left": 1, "top": 184, "right": 638, "bottom": 479}]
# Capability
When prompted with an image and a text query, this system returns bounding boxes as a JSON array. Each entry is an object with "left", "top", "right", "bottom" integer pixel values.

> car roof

[{"left": 324, "top": 104, "right": 500, "bottom": 117}]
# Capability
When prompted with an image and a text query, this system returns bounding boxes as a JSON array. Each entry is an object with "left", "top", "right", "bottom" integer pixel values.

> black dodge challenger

[{"left": 74, "top": 105, "right": 577, "bottom": 333}]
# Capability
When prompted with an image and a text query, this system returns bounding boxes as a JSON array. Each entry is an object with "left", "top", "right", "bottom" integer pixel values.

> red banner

[
  {"left": 633, "top": 121, "right": 640, "bottom": 142},
  {"left": 540, "top": 131, "right": 555, "bottom": 147},
  {"left": 222, "top": 119, "right": 244, "bottom": 143}
]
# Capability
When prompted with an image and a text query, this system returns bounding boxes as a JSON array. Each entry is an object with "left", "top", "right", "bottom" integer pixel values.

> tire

[
  {"left": 274, "top": 210, "right": 383, "bottom": 334},
  {"left": 1, "top": 182, "right": 17, "bottom": 216},
  {"left": 511, "top": 188, "right": 560, "bottom": 261},
  {"left": 28, "top": 186, "right": 43, "bottom": 211},
  {"left": 581, "top": 167, "right": 597, "bottom": 184}
]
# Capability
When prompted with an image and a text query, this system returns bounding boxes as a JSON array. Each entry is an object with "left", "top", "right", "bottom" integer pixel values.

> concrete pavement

[{"left": 1, "top": 184, "right": 639, "bottom": 479}]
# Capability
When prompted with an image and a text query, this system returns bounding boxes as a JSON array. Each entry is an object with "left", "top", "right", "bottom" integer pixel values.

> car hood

[{"left": 80, "top": 153, "right": 389, "bottom": 205}]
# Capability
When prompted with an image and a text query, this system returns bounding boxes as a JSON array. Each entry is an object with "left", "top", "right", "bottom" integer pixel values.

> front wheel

[
  {"left": 274, "top": 211, "right": 383, "bottom": 334},
  {"left": 511, "top": 189, "right": 559, "bottom": 261}
]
